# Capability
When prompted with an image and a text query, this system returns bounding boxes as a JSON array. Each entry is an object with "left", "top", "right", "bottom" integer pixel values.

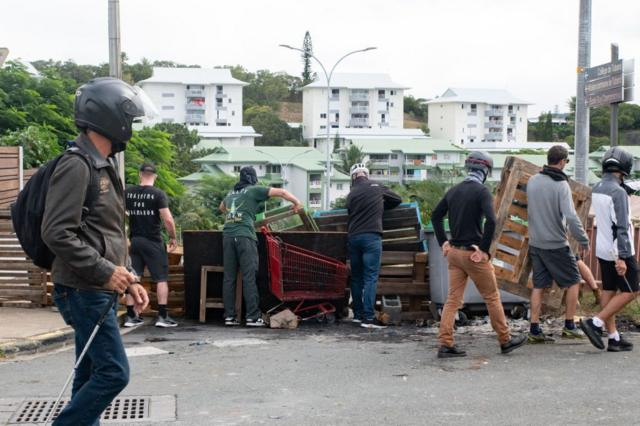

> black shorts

[
  {"left": 130, "top": 236, "right": 168, "bottom": 282},
  {"left": 530, "top": 246, "right": 581, "bottom": 289},
  {"left": 598, "top": 257, "right": 640, "bottom": 293}
]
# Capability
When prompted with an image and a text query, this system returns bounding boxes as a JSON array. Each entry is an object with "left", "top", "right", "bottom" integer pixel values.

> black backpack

[{"left": 11, "top": 147, "right": 100, "bottom": 269}]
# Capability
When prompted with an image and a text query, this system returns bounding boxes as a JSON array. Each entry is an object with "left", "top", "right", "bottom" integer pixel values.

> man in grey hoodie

[{"left": 526, "top": 145, "right": 590, "bottom": 342}]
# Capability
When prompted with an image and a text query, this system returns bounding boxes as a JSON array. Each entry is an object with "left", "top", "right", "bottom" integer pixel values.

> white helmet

[{"left": 349, "top": 163, "right": 369, "bottom": 178}]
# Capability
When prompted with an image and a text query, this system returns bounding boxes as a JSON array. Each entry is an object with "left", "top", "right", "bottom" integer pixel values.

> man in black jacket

[
  {"left": 42, "top": 77, "right": 150, "bottom": 425},
  {"left": 346, "top": 163, "right": 401, "bottom": 329},
  {"left": 431, "top": 152, "right": 525, "bottom": 358}
]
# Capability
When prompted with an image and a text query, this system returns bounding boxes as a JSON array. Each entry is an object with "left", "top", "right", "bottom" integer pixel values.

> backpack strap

[{"left": 65, "top": 147, "right": 100, "bottom": 221}]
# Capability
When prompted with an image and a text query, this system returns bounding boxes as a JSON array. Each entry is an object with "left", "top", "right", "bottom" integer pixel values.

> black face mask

[{"left": 111, "top": 141, "right": 127, "bottom": 154}]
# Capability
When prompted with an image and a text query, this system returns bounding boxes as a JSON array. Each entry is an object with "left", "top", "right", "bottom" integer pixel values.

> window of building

[
  {"left": 161, "top": 105, "right": 174, "bottom": 110},
  {"left": 216, "top": 122, "right": 226, "bottom": 127},
  {"left": 390, "top": 90, "right": 395, "bottom": 96},
  {"left": 320, "top": 113, "right": 327, "bottom": 118},
  {"left": 232, "top": 111, "right": 235, "bottom": 116},
  {"left": 331, "top": 89, "right": 339, "bottom": 97},
  {"left": 161, "top": 93, "right": 175, "bottom": 98},
  {"left": 461, "top": 104, "right": 464, "bottom": 109},
  {"left": 217, "top": 85, "right": 223, "bottom": 91},
  {"left": 519, "top": 118, "right": 522, "bottom": 122},
  {"left": 320, "top": 125, "right": 326, "bottom": 129},
  {"left": 390, "top": 154, "right": 398, "bottom": 159},
  {"left": 267, "top": 165, "right": 281, "bottom": 174},
  {"left": 390, "top": 102, "right": 394, "bottom": 107},
  {"left": 228, "top": 98, "right": 232, "bottom": 103},
  {"left": 337, "top": 183, "right": 343, "bottom": 190},
  {"left": 461, "top": 139, "right": 464, "bottom": 144},
  {"left": 471, "top": 104, "right": 477, "bottom": 110},
  {"left": 233, "top": 166, "right": 241, "bottom": 173},
  {"left": 162, "top": 118, "right": 174, "bottom": 123}
]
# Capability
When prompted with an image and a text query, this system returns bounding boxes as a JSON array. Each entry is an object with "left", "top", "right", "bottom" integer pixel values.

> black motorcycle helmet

[
  {"left": 602, "top": 146, "right": 633, "bottom": 176},
  {"left": 465, "top": 151, "right": 494, "bottom": 180},
  {"left": 74, "top": 77, "right": 155, "bottom": 154}
]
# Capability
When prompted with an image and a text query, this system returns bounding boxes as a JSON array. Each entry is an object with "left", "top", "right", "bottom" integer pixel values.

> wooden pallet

[
  {"left": 0, "top": 212, "right": 48, "bottom": 307},
  {"left": 255, "top": 206, "right": 319, "bottom": 232},
  {"left": 490, "top": 156, "right": 592, "bottom": 311}
]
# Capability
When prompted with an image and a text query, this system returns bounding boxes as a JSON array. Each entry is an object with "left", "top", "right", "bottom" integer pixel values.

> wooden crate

[
  {"left": 255, "top": 206, "right": 319, "bottom": 232},
  {"left": 490, "top": 156, "right": 592, "bottom": 311}
]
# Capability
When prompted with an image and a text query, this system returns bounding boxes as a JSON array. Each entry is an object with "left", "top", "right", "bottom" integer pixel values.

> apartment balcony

[
  {"left": 468, "top": 110, "right": 478, "bottom": 116},
  {"left": 379, "top": 122, "right": 390, "bottom": 127},
  {"left": 309, "top": 180, "right": 322, "bottom": 190},
  {"left": 369, "top": 158, "right": 390, "bottom": 166},
  {"left": 507, "top": 122, "right": 516, "bottom": 128},
  {"left": 216, "top": 118, "right": 228, "bottom": 125},
  {"left": 404, "top": 159, "right": 427, "bottom": 168},
  {"left": 350, "top": 105, "right": 369, "bottom": 114},
  {"left": 185, "top": 102, "right": 205, "bottom": 111},
  {"left": 349, "top": 118, "right": 369, "bottom": 127},
  {"left": 215, "top": 91, "right": 225, "bottom": 98},
  {"left": 369, "top": 174, "right": 390, "bottom": 181},
  {"left": 485, "top": 109, "right": 504, "bottom": 117},
  {"left": 308, "top": 199, "right": 322, "bottom": 208},
  {"left": 484, "top": 121, "right": 503, "bottom": 128},
  {"left": 186, "top": 88, "right": 205, "bottom": 97},
  {"left": 485, "top": 132, "right": 504, "bottom": 140},
  {"left": 329, "top": 95, "right": 340, "bottom": 102},
  {"left": 215, "top": 104, "right": 227, "bottom": 111},
  {"left": 378, "top": 95, "right": 388, "bottom": 102},
  {"left": 350, "top": 92, "right": 369, "bottom": 101},
  {"left": 185, "top": 113, "right": 205, "bottom": 123},
  {"left": 508, "top": 110, "right": 516, "bottom": 117},
  {"left": 403, "top": 175, "right": 423, "bottom": 182}
]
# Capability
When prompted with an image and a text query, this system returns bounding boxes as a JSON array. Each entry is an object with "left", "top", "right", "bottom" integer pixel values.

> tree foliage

[
  {"left": 125, "top": 128, "right": 184, "bottom": 198},
  {"left": 336, "top": 144, "right": 366, "bottom": 175},
  {"left": 404, "top": 95, "right": 428, "bottom": 121},
  {"left": 0, "top": 125, "right": 63, "bottom": 168},
  {"left": 151, "top": 122, "right": 213, "bottom": 176},
  {"left": 245, "top": 105, "right": 302, "bottom": 146},
  {"left": 302, "top": 31, "right": 314, "bottom": 85},
  {"left": 391, "top": 179, "right": 449, "bottom": 225}
]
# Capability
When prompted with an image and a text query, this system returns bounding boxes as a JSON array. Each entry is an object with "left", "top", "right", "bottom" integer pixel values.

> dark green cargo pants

[{"left": 222, "top": 236, "right": 261, "bottom": 320}]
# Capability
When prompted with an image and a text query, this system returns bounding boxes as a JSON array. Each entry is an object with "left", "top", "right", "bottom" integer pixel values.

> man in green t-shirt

[{"left": 219, "top": 166, "right": 303, "bottom": 326}]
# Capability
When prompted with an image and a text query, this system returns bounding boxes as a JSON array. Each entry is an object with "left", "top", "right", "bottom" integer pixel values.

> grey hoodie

[{"left": 526, "top": 171, "right": 589, "bottom": 250}]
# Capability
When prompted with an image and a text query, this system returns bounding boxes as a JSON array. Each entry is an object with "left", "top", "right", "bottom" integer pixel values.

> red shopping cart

[{"left": 262, "top": 227, "right": 348, "bottom": 320}]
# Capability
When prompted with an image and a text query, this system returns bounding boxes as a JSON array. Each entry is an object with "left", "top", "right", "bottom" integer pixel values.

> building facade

[
  {"left": 180, "top": 146, "right": 350, "bottom": 210},
  {"left": 427, "top": 88, "right": 530, "bottom": 148},
  {"left": 302, "top": 73, "right": 408, "bottom": 143},
  {"left": 137, "top": 67, "right": 259, "bottom": 146}
]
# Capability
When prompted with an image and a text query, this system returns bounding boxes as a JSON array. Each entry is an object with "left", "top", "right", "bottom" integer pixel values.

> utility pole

[
  {"left": 108, "top": 0, "right": 125, "bottom": 185},
  {"left": 574, "top": 0, "right": 591, "bottom": 185},
  {"left": 610, "top": 43, "right": 619, "bottom": 147}
]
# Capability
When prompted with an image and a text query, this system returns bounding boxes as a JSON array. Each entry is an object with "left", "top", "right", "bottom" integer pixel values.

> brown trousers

[{"left": 438, "top": 248, "right": 511, "bottom": 347}]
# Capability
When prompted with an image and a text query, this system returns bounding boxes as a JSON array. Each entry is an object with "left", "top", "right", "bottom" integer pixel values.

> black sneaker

[
  {"left": 246, "top": 318, "right": 266, "bottom": 327},
  {"left": 579, "top": 318, "right": 605, "bottom": 350},
  {"left": 124, "top": 315, "right": 144, "bottom": 327},
  {"left": 224, "top": 317, "right": 240, "bottom": 326},
  {"left": 437, "top": 345, "right": 467, "bottom": 358},
  {"left": 501, "top": 334, "right": 527, "bottom": 354},
  {"left": 155, "top": 315, "right": 178, "bottom": 328},
  {"left": 607, "top": 336, "right": 634, "bottom": 352},
  {"left": 360, "top": 318, "right": 387, "bottom": 329}
]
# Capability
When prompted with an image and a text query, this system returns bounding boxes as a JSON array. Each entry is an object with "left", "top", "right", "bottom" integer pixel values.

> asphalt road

[{"left": 2, "top": 319, "right": 640, "bottom": 425}]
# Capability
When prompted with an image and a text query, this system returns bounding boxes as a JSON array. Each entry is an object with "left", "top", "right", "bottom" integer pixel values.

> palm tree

[{"left": 337, "top": 144, "right": 367, "bottom": 174}]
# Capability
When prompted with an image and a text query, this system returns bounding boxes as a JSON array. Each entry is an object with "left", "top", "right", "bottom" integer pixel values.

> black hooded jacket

[{"left": 346, "top": 177, "right": 402, "bottom": 236}]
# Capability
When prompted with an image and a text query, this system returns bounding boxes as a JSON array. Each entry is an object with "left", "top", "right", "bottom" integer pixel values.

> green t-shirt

[{"left": 222, "top": 186, "right": 270, "bottom": 239}]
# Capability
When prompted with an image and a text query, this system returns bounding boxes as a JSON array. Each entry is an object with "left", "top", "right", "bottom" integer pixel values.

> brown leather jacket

[{"left": 42, "top": 133, "right": 129, "bottom": 291}]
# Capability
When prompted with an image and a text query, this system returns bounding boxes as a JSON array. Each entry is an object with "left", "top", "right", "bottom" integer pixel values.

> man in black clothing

[
  {"left": 431, "top": 152, "right": 526, "bottom": 358},
  {"left": 346, "top": 163, "right": 402, "bottom": 329},
  {"left": 124, "top": 163, "right": 179, "bottom": 328}
]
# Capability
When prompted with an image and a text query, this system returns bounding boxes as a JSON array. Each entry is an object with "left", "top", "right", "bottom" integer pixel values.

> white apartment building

[
  {"left": 302, "top": 73, "right": 409, "bottom": 143},
  {"left": 427, "top": 88, "right": 530, "bottom": 148},
  {"left": 137, "top": 67, "right": 259, "bottom": 146}
]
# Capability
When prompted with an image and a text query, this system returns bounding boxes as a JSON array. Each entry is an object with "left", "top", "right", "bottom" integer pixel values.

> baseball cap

[{"left": 139, "top": 163, "right": 157, "bottom": 173}]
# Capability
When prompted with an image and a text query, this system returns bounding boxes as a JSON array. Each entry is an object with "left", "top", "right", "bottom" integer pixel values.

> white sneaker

[{"left": 225, "top": 317, "right": 240, "bottom": 326}]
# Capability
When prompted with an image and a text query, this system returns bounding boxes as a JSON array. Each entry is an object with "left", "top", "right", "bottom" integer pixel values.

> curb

[
  {"left": 0, "top": 326, "right": 75, "bottom": 358},
  {"left": 0, "top": 312, "right": 129, "bottom": 359}
]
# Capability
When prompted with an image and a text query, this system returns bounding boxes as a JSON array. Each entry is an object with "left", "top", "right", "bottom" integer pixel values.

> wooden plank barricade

[{"left": 490, "top": 157, "right": 592, "bottom": 312}]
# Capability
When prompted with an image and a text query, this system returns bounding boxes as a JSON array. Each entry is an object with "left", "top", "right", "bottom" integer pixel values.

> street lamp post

[{"left": 279, "top": 44, "right": 377, "bottom": 210}]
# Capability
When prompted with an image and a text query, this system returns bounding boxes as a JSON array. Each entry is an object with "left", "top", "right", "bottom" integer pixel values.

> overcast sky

[{"left": 2, "top": 0, "right": 638, "bottom": 116}]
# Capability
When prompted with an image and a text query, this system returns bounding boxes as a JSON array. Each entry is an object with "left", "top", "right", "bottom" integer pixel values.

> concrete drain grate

[{"left": 8, "top": 395, "right": 175, "bottom": 424}]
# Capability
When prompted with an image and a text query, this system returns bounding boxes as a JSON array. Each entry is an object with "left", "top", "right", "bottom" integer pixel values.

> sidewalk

[{"left": 0, "top": 307, "right": 72, "bottom": 358}]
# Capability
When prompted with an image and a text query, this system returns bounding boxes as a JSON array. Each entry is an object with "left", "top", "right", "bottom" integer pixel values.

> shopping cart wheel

[{"left": 324, "top": 312, "right": 336, "bottom": 324}]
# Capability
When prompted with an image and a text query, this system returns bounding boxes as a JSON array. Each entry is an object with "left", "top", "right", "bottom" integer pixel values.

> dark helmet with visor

[{"left": 74, "top": 77, "right": 157, "bottom": 154}]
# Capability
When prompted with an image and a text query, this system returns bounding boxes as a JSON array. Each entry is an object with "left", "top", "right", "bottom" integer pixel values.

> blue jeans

[
  {"left": 52, "top": 284, "right": 129, "bottom": 426},
  {"left": 348, "top": 233, "right": 382, "bottom": 321}
]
